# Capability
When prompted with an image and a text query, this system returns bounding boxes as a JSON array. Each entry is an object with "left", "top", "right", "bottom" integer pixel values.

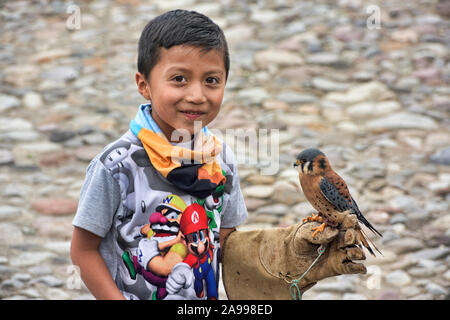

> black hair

[{"left": 137, "top": 9, "right": 230, "bottom": 81}]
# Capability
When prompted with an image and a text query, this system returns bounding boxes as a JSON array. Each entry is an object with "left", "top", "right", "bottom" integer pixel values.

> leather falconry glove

[{"left": 221, "top": 215, "right": 367, "bottom": 300}]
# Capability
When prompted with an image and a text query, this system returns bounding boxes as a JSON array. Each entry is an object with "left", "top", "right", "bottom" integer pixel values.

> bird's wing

[
  {"left": 319, "top": 175, "right": 383, "bottom": 256},
  {"left": 319, "top": 175, "right": 353, "bottom": 213},
  {"left": 319, "top": 175, "right": 383, "bottom": 238}
]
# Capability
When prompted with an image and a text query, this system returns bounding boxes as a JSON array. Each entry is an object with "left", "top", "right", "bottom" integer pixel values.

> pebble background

[{"left": 0, "top": 0, "right": 449, "bottom": 300}]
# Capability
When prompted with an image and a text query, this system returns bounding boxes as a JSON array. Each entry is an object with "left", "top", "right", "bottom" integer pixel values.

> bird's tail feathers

[
  {"left": 357, "top": 228, "right": 383, "bottom": 257},
  {"left": 356, "top": 211, "right": 383, "bottom": 238},
  {"left": 360, "top": 228, "right": 383, "bottom": 256}
]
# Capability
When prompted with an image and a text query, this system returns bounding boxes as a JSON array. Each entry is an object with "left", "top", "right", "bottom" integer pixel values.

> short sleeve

[
  {"left": 220, "top": 146, "right": 248, "bottom": 229},
  {"left": 72, "top": 156, "right": 121, "bottom": 237}
]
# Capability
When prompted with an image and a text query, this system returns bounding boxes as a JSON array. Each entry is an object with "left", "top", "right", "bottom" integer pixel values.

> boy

[
  {"left": 70, "top": 9, "right": 246, "bottom": 300},
  {"left": 71, "top": 9, "right": 368, "bottom": 300}
]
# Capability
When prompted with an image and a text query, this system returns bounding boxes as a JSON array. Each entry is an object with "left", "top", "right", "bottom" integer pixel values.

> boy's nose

[{"left": 186, "top": 82, "right": 206, "bottom": 104}]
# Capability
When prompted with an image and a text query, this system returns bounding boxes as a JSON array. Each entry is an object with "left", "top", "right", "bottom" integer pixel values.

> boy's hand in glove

[{"left": 222, "top": 215, "right": 367, "bottom": 300}]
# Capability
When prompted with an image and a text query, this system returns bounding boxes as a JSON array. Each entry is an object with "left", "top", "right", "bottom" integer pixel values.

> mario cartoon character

[
  {"left": 166, "top": 203, "right": 218, "bottom": 300},
  {"left": 122, "top": 194, "right": 188, "bottom": 300}
]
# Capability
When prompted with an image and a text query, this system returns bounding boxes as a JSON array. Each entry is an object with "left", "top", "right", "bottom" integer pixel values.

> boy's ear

[{"left": 135, "top": 72, "right": 151, "bottom": 101}]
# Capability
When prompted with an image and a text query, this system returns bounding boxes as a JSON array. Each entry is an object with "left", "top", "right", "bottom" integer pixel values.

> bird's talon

[
  {"left": 311, "top": 223, "right": 327, "bottom": 238},
  {"left": 303, "top": 213, "right": 324, "bottom": 224}
]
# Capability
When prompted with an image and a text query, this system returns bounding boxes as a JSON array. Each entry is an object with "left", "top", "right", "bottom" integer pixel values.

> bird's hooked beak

[{"left": 294, "top": 160, "right": 311, "bottom": 174}]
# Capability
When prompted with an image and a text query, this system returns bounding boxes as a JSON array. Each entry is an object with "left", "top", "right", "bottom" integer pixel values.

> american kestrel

[{"left": 294, "top": 148, "right": 382, "bottom": 256}]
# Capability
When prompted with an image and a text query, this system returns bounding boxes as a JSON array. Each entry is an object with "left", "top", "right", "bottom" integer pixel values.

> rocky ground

[{"left": 0, "top": 0, "right": 449, "bottom": 300}]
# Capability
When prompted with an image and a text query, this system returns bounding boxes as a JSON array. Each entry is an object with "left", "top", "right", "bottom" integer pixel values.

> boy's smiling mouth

[{"left": 180, "top": 110, "right": 206, "bottom": 120}]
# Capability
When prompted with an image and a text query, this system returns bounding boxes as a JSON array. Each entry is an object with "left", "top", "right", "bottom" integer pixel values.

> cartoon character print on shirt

[
  {"left": 195, "top": 183, "right": 225, "bottom": 287},
  {"left": 196, "top": 187, "right": 223, "bottom": 244},
  {"left": 122, "top": 194, "right": 188, "bottom": 300},
  {"left": 102, "top": 134, "right": 235, "bottom": 299},
  {"left": 121, "top": 192, "right": 223, "bottom": 300},
  {"left": 166, "top": 203, "right": 218, "bottom": 300}
]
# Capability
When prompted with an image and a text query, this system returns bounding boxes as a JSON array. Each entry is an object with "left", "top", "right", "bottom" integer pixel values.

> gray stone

[
  {"left": 401, "top": 286, "right": 421, "bottom": 297},
  {"left": 237, "top": 87, "right": 269, "bottom": 104},
  {"left": 388, "top": 237, "right": 425, "bottom": 254},
  {"left": 81, "top": 132, "right": 108, "bottom": 145},
  {"left": 0, "top": 94, "right": 20, "bottom": 112},
  {"left": 28, "top": 265, "right": 52, "bottom": 276},
  {"left": 377, "top": 290, "right": 400, "bottom": 300},
  {"left": 0, "top": 149, "right": 14, "bottom": 165},
  {"left": 49, "top": 130, "right": 76, "bottom": 143},
  {"left": 408, "top": 267, "right": 435, "bottom": 277},
  {"left": 385, "top": 270, "right": 411, "bottom": 287},
  {"left": 0, "top": 223, "right": 24, "bottom": 246},
  {"left": 1, "top": 279, "right": 25, "bottom": 290},
  {"left": 9, "top": 251, "right": 55, "bottom": 267},
  {"left": 311, "top": 77, "right": 352, "bottom": 92},
  {"left": 325, "top": 81, "right": 394, "bottom": 105},
  {"left": 346, "top": 101, "right": 401, "bottom": 118},
  {"left": 306, "top": 53, "right": 345, "bottom": 67},
  {"left": 425, "top": 283, "right": 448, "bottom": 297},
  {"left": 44, "top": 241, "right": 71, "bottom": 254},
  {"left": 44, "top": 288, "right": 71, "bottom": 300},
  {"left": 2, "top": 183, "right": 32, "bottom": 198},
  {"left": 389, "top": 195, "right": 418, "bottom": 211},
  {"left": 313, "top": 292, "right": 338, "bottom": 300},
  {"left": 22, "top": 92, "right": 43, "bottom": 109},
  {"left": 255, "top": 204, "right": 289, "bottom": 216},
  {"left": 276, "top": 91, "right": 317, "bottom": 104},
  {"left": 313, "top": 277, "right": 355, "bottom": 292},
  {"left": 12, "top": 273, "right": 31, "bottom": 282},
  {"left": 0, "top": 118, "right": 33, "bottom": 132},
  {"left": 243, "top": 185, "right": 274, "bottom": 199},
  {"left": 20, "top": 288, "right": 42, "bottom": 299},
  {"left": 342, "top": 293, "right": 368, "bottom": 300},
  {"left": 254, "top": 49, "right": 303, "bottom": 67},
  {"left": 0, "top": 130, "right": 41, "bottom": 142},
  {"left": 366, "top": 112, "right": 438, "bottom": 130},
  {"left": 410, "top": 247, "right": 450, "bottom": 260},
  {"left": 430, "top": 147, "right": 450, "bottom": 165},
  {"left": 40, "top": 66, "right": 79, "bottom": 82},
  {"left": 444, "top": 270, "right": 450, "bottom": 281},
  {"left": 292, "top": 201, "right": 315, "bottom": 217},
  {"left": 425, "top": 199, "right": 448, "bottom": 213},
  {"left": 0, "top": 206, "right": 21, "bottom": 220},
  {"left": 32, "top": 275, "right": 64, "bottom": 288}
]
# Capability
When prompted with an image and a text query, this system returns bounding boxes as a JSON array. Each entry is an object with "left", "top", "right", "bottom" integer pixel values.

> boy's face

[{"left": 136, "top": 45, "right": 226, "bottom": 142}]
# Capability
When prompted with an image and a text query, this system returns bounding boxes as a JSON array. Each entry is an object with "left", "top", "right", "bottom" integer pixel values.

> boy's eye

[
  {"left": 172, "top": 75, "right": 186, "bottom": 83},
  {"left": 205, "top": 77, "right": 219, "bottom": 85}
]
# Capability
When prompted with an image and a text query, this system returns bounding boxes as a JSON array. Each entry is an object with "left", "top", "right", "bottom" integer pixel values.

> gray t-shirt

[{"left": 72, "top": 130, "right": 247, "bottom": 300}]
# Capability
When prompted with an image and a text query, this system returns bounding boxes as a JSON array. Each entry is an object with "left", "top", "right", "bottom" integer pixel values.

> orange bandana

[{"left": 130, "top": 119, "right": 226, "bottom": 198}]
